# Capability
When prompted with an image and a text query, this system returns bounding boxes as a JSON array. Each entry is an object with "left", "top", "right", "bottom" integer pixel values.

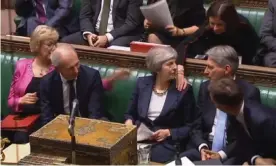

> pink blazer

[{"left": 8, "top": 58, "right": 112, "bottom": 113}]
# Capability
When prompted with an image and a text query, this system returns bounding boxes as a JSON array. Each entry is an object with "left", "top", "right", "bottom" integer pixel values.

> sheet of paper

[
  {"left": 108, "top": 45, "right": 131, "bottom": 51},
  {"left": 140, "top": 0, "right": 173, "bottom": 28},
  {"left": 165, "top": 157, "right": 195, "bottom": 166},
  {"left": 2, "top": 143, "right": 30, "bottom": 164},
  {"left": 137, "top": 123, "right": 154, "bottom": 141}
]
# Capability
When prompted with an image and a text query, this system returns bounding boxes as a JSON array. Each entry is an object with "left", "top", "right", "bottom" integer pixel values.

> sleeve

[
  {"left": 40, "top": 76, "right": 55, "bottom": 126},
  {"left": 101, "top": 79, "right": 113, "bottom": 91},
  {"left": 79, "top": 0, "right": 96, "bottom": 34},
  {"left": 189, "top": 83, "right": 209, "bottom": 147},
  {"left": 260, "top": 0, "right": 276, "bottom": 52},
  {"left": 88, "top": 71, "right": 105, "bottom": 119},
  {"left": 46, "top": 0, "right": 73, "bottom": 27},
  {"left": 15, "top": 0, "right": 34, "bottom": 17},
  {"left": 109, "top": 0, "right": 143, "bottom": 39},
  {"left": 124, "top": 78, "right": 140, "bottom": 122},
  {"left": 170, "top": 85, "right": 196, "bottom": 141},
  {"left": 8, "top": 61, "right": 23, "bottom": 112}
]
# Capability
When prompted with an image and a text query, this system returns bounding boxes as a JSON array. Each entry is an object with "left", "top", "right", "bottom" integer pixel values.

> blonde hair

[{"left": 29, "top": 25, "right": 59, "bottom": 53}]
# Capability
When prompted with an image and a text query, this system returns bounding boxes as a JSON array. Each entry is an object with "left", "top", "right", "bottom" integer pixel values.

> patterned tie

[
  {"left": 35, "top": 0, "right": 47, "bottom": 23},
  {"left": 67, "top": 80, "right": 76, "bottom": 113},
  {"left": 212, "top": 110, "right": 227, "bottom": 151}
]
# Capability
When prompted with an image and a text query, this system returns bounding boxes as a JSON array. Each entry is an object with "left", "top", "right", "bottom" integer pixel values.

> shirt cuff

[
  {"left": 83, "top": 31, "right": 93, "bottom": 40},
  {"left": 105, "top": 33, "right": 114, "bottom": 42},
  {"left": 218, "top": 150, "right": 227, "bottom": 161},
  {"left": 198, "top": 143, "right": 208, "bottom": 152},
  {"left": 251, "top": 155, "right": 261, "bottom": 165}
]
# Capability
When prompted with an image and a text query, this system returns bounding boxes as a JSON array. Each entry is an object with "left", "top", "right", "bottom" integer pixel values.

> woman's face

[
  {"left": 157, "top": 59, "right": 177, "bottom": 81},
  {"left": 209, "top": 16, "right": 226, "bottom": 34},
  {"left": 38, "top": 40, "right": 57, "bottom": 60}
]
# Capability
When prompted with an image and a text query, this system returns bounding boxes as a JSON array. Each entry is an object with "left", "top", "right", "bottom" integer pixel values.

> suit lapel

[
  {"left": 157, "top": 84, "right": 179, "bottom": 118},
  {"left": 112, "top": 0, "right": 119, "bottom": 21},
  {"left": 53, "top": 72, "right": 64, "bottom": 114},
  {"left": 76, "top": 66, "right": 84, "bottom": 116},
  {"left": 139, "top": 78, "right": 154, "bottom": 118},
  {"left": 95, "top": 0, "right": 103, "bottom": 25}
]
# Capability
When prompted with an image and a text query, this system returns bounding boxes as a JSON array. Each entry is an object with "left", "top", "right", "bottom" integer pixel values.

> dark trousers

[{"left": 60, "top": 31, "right": 142, "bottom": 47}]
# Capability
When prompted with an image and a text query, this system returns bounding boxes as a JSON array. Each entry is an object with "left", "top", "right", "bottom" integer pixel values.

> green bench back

[{"left": 1, "top": 53, "right": 276, "bottom": 122}]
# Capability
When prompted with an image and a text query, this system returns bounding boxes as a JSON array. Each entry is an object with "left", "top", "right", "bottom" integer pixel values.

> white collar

[
  {"left": 60, "top": 74, "right": 77, "bottom": 84},
  {"left": 237, "top": 100, "right": 245, "bottom": 119}
]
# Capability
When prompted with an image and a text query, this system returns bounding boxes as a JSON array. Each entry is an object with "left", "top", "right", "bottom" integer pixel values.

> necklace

[{"left": 153, "top": 86, "right": 168, "bottom": 96}]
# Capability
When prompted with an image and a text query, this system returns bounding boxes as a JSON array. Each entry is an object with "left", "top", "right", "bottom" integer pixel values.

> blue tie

[{"left": 212, "top": 110, "right": 227, "bottom": 151}]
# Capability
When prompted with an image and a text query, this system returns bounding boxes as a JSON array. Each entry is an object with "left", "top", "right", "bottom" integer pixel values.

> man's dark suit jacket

[
  {"left": 40, "top": 65, "right": 104, "bottom": 126},
  {"left": 191, "top": 79, "right": 261, "bottom": 155},
  {"left": 124, "top": 76, "right": 196, "bottom": 162},
  {"left": 15, "top": 0, "right": 79, "bottom": 37},
  {"left": 229, "top": 101, "right": 276, "bottom": 161},
  {"left": 258, "top": 0, "right": 276, "bottom": 67},
  {"left": 80, "top": 0, "right": 144, "bottom": 39}
]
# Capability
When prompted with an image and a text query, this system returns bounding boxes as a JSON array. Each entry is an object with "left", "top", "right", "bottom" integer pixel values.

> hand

[
  {"left": 255, "top": 157, "right": 276, "bottom": 165},
  {"left": 112, "top": 68, "right": 131, "bottom": 80},
  {"left": 19, "top": 92, "right": 38, "bottom": 105},
  {"left": 200, "top": 148, "right": 211, "bottom": 161},
  {"left": 166, "top": 25, "right": 182, "bottom": 37},
  {"left": 242, "top": 162, "right": 249, "bottom": 166},
  {"left": 94, "top": 35, "right": 108, "bottom": 48},
  {"left": 150, "top": 129, "right": 170, "bottom": 142},
  {"left": 144, "top": 19, "right": 152, "bottom": 29},
  {"left": 176, "top": 72, "right": 188, "bottom": 91},
  {"left": 204, "top": 150, "right": 221, "bottom": 160},
  {"left": 87, "top": 34, "right": 98, "bottom": 46},
  {"left": 125, "top": 119, "right": 133, "bottom": 126}
]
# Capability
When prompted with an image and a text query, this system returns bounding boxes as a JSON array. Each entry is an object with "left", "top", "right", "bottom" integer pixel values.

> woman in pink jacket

[{"left": 5, "top": 25, "right": 129, "bottom": 143}]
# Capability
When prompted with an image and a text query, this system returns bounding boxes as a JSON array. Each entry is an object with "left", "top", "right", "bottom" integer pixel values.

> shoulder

[
  {"left": 237, "top": 79, "right": 258, "bottom": 92},
  {"left": 269, "top": 0, "right": 276, "bottom": 8},
  {"left": 15, "top": 58, "right": 33, "bottom": 70},
  {"left": 137, "top": 75, "right": 154, "bottom": 86},
  {"left": 41, "top": 70, "right": 57, "bottom": 84},
  {"left": 80, "top": 65, "right": 100, "bottom": 77}
]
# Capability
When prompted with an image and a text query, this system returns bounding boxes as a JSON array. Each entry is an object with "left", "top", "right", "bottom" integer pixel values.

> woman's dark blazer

[{"left": 125, "top": 76, "right": 196, "bottom": 142}]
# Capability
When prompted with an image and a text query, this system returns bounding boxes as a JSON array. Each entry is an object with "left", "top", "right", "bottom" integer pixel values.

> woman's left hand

[
  {"left": 150, "top": 129, "right": 171, "bottom": 142},
  {"left": 165, "top": 25, "right": 181, "bottom": 37}
]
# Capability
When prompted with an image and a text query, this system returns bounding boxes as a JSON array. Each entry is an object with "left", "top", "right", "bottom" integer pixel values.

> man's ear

[{"left": 224, "top": 65, "right": 232, "bottom": 76}]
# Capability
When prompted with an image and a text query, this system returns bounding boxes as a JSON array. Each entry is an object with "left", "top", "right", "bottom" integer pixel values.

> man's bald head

[
  {"left": 51, "top": 43, "right": 78, "bottom": 67},
  {"left": 51, "top": 43, "right": 80, "bottom": 80}
]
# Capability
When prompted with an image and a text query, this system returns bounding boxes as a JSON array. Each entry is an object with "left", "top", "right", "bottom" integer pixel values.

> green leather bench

[
  {"left": 1, "top": 52, "right": 276, "bottom": 122},
  {"left": 14, "top": 0, "right": 266, "bottom": 35}
]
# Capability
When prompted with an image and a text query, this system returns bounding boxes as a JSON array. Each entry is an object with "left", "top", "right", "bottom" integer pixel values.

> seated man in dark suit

[
  {"left": 15, "top": 0, "right": 79, "bottom": 38},
  {"left": 259, "top": 0, "right": 276, "bottom": 67},
  {"left": 180, "top": 45, "right": 261, "bottom": 165},
  {"left": 208, "top": 78, "right": 276, "bottom": 165},
  {"left": 40, "top": 44, "right": 105, "bottom": 125},
  {"left": 61, "top": 0, "right": 144, "bottom": 47}
]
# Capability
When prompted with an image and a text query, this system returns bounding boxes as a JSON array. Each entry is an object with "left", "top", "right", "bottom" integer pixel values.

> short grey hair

[
  {"left": 146, "top": 46, "right": 177, "bottom": 73},
  {"left": 50, "top": 44, "right": 76, "bottom": 67},
  {"left": 205, "top": 45, "right": 239, "bottom": 74}
]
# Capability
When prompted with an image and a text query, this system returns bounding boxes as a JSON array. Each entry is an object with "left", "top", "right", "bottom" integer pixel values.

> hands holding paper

[{"left": 150, "top": 129, "right": 171, "bottom": 142}]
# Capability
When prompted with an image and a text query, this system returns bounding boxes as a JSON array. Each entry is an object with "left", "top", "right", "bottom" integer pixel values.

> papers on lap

[
  {"left": 166, "top": 157, "right": 195, "bottom": 166},
  {"left": 137, "top": 123, "right": 154, "bottom": 141},
  {"left": 140, "top": 0, "right": 173, "bottom": 28}
]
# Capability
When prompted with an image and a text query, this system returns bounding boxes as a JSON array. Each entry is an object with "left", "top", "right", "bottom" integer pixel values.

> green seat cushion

[{"left": 1, "top": 52, "right": 275, "bottom": 122}]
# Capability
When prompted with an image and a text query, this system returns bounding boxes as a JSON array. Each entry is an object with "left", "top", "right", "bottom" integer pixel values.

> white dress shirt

[
  {"left": 60, "top": 74, "right": 77, "bottom": 115},
  {"left": 147, "top": 91, "right": 167, "bottom": 121},
  {"left": 83, "top": 0, "right": 114, "bottom": 42}
]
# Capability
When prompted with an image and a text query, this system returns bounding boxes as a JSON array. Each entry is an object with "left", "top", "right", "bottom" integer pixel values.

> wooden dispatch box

[{"left": 19, "top": 115, "right": 137, "bottom": 165}]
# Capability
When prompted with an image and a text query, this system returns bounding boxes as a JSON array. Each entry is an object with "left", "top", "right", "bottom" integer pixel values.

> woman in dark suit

[
  {"left": 145, "top": 0, "right": 205, "bottom": 48},
  {"left": 176, "top": 0, "right": 259, "bottom": 66},
  {"left": 124, "top": 46, "right": 196, "bottom": 163}
]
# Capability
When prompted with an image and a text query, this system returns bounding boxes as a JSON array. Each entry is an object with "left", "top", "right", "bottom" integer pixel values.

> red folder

[
  {"left": 1, "top": 114, "right": 40, "bottom": 131},
  {"left": 130, "top": 41, "right": 170, "bottom": 53}
]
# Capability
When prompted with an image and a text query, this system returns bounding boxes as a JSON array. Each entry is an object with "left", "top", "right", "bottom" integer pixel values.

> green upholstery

[
  {"left": 13, "top": 1, "right": 266, "bottom": 35},
  {"left": 1, "top": 52, "right": 276, "bottom": 122}
]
